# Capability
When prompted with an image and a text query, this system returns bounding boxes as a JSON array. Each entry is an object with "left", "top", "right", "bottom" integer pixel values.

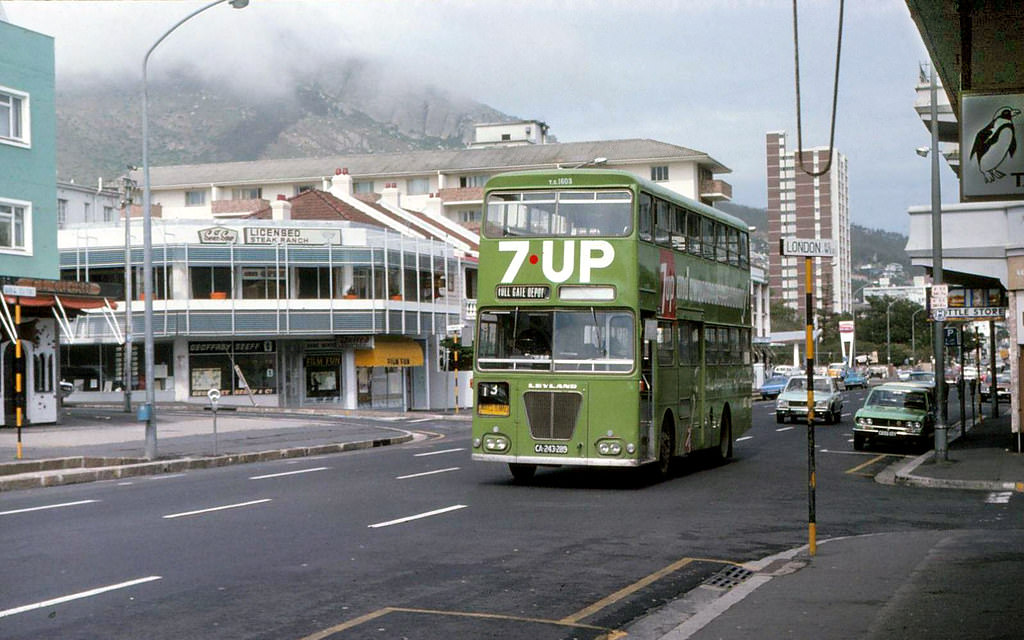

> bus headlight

[
  {"left": 482, "top": 434, "right": 510, "bottom": 452},
  {"left": 596, "top": 439, "right": 623, "bottom": 456}
]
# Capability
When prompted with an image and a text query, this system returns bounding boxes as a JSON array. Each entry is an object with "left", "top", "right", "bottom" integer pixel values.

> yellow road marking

[
  {"left": 298, "top": 606, "right": 623, "bottom": 640},
  {"left": 301, "top": 556, "right": 743, "bottom": 639},
  {"left": 845, "top": 454, "right": 888, "bottom": 475},
  {"left": 560, "top": 556, "right": 739, "bottom": 624}
]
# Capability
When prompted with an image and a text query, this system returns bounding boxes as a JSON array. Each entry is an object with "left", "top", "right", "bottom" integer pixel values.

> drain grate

[{"left": 703, "top": 565, "right": 754, "bottom": 589}]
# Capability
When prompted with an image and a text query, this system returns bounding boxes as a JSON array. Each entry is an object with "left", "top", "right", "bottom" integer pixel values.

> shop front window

[
  {"left": 305, "top": 354, "right": 341, "bottom": 400},
  {"left": 188, "top": 340, "right": 277, "bottom": 397}
]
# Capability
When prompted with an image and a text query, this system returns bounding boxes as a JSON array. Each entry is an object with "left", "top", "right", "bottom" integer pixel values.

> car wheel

[
  {"left": 776, "top": 412, "right": 785, "bottom": 424},
  {"left": 833, "top": 408, "right": 842, "bottom": 424},
  {"left": 853, "top": 432, "right": 865, "bottom": 451}
]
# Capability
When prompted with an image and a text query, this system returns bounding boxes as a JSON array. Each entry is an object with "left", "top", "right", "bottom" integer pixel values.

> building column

[
  {"left": 343, "top": 348, "right": 357, "bottom": 410},
  {"left": 172, "top": 337, "right": 189, "bottom": 403}
]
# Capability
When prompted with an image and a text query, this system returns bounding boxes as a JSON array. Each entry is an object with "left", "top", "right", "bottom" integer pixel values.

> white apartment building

[{"left": 766, "top": 131, "right": 852, "bottom": 315}]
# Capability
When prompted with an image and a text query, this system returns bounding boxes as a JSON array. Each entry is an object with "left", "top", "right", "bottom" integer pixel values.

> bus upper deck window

[{"left": 638, "top": 193, "right": 653, "bottom": 242}]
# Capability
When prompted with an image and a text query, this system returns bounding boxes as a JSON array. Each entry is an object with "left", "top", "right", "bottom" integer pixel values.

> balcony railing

[{"left": 700, "top": 179, "right": 733, "bottom": 203}]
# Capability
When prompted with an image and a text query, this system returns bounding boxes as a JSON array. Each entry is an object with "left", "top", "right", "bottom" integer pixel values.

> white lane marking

[
  {"left": 396, "top": 467, "right": 460, "bottom": 480},
  {"left": 162, "top": 499, "right": 272, "bottom": 520},
  {"left": 0, "top": 576, "right": 162, "bottom": 619},
  {"left": 736, "top": 436, "right": 754, "bottom": 442},
  {"left": 250, "top": 467, "right": 329, "bottom": 480},
  {"left": 147, "top": 473, "right": 186, "bottom": 481},
  {"left": 986, "top": 491, "right": 1012, "bottom": 504},
  {"left": 0, "top": 500, "right": 98, "bottom": 517},
  {"left": 407, "top": 418, "right": 434, "bottom": 423},
  {"left": 775, "top": 426, "right": 795, "bottom": 432},
  {"left": 414, "top": 448, "right": 465, "bottom": 457},
  {"left": 118, "top": 482, "right": 134, "bottom": 486},
  {"left": 368, "top": 504, "right": 467, "bottom": 528}
]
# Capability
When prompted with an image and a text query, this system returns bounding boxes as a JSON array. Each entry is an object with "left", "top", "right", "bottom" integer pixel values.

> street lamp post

[
  {"left": 886, "top": 299, "right": 897, "bottom": 367},
  {"left": 141, "top": 0, "right": 249, "bottom": 459}
]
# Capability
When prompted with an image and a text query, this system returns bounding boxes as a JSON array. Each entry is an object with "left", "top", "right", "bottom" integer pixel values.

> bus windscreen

[
  {"left": 476, "top": 309, "right": 634, "bottom": 372},
  {"left": 484, "top": 190, "right": 633, "bottom": 238}
]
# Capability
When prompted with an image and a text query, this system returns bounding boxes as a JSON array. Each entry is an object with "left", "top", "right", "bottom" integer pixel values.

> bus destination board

[{"left": 496, "top": 285, "right": 550, "bottom": 300}]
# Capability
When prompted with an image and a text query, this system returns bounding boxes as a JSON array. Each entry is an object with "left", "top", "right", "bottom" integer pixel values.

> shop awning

[
  {"left": 3, "top": 294, "right": 115, "bottom": 311},
  {"left": 354, "top": 337, "right": 424, "bottom": 367}
]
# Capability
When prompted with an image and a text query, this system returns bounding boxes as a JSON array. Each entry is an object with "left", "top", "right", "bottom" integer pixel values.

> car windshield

[
  {"left": 866, "top": 389, "right": 929, "bottom": 410},
  {"left": 785, "top": 378, "right": 833, "bottom": 393}
]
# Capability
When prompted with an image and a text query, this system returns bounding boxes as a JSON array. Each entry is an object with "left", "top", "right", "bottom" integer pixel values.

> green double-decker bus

[{"left": 472, "top": 169, "right": 752, "bottom": 482}]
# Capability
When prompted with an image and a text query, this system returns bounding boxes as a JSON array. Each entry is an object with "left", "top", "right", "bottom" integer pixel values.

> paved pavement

[{"left": 1, "top": 399, "right": 1021, "bottom": 639}]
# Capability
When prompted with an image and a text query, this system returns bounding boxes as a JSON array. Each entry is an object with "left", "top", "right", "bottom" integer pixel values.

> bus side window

[
  {"left": 657, "top": 321, "right": 675, "bottom": 365},
  {"left": 701, "top": 218, "right": 716, "bottom": 261},
  {"left": 677, "top": 321, "right": 690, "bottom": 364},
  {"left": 687, "top": 213, "right": 702, "bottom": 255},
  {"left": 639, "top": 193, "right": 653, "bottom": 242},
  {"left": 655, "top": 199, "right": 670, "bottom": 246},
  {"left": 671, "top": 206, "right": 687, "bottom": 251},
  {"left": 716, "top": 223, "right": 729, "bottom": 263},
  {"left": 727, "top": 227, "right": 740, "bottom": 266},
  {"left": 705, "top": 327, "right": 716, "bottom": 365},
  {"left": 692, "top": 324, "right": 702, "bottom": 364},
  {"left": 739, "top": 232, "right": 750, "bottom": 269}
]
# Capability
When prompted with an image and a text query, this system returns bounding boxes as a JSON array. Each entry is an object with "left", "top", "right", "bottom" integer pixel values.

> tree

[{"left": 854, "top": 297, "right": 929, "bottom": 365}]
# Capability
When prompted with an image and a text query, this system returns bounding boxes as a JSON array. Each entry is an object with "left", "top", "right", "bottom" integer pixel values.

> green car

[
  {"left": 775, "top": 376, "right": 844, "bottom": 424},
  {"left": 853, "top": 382, "right": 935, "bottom": 450}
]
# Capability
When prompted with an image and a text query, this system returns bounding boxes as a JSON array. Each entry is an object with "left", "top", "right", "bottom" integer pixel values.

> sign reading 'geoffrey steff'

[{"left": 962, "top": 92, "right": 1024, "bottom": 201}]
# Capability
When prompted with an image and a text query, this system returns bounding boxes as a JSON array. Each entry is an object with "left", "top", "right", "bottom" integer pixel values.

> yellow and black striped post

[
  {"left": 14, "top": 300, "right": 24, "bottom": 460},
  {"left": 805, "top": 257, "right": 816, "bottom": 557}
]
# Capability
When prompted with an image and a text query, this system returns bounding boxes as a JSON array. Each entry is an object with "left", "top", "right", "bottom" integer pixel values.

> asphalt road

[{"left": 0, "top": 388, "right": 1020, "bottom": 639}]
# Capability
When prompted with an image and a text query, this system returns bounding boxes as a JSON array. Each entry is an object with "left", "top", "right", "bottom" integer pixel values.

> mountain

[{"left": 56, "top": 59, "right": 513, "bottom": 183}]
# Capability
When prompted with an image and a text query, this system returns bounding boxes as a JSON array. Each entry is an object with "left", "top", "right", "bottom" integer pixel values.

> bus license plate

[{"left": 535, "top": 443, "right": 569, "bottom": 455}]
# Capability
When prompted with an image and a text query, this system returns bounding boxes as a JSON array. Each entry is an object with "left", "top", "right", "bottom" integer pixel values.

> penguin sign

[{"left": 962, "top": 92, "right": 1024, "bottom": 200}]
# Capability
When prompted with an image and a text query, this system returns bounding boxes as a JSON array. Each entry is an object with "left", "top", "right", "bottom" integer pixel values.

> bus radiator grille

[{"left": 523, "top": 391, "right": 582, "bottom": 440}]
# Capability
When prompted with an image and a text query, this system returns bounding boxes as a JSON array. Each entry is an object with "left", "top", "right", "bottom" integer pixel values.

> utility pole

[
  {"left": 120, "top": 173, "right": 136, "bottom": 413},
  {"left": 928, "top": 64, "right": 947, "bottom": 461}
]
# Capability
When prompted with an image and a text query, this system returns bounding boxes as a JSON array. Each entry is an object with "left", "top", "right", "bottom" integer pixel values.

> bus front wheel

[
  {"left": 648, "top": 424, "right": 674, "bottom": 482},
  {"left": 508, "top": 463, "right": 537, "bottom": 483}
]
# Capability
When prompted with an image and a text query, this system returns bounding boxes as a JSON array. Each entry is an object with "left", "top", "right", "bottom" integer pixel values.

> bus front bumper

[{"left": 471, "top": 453, "right": 643, "bottom": 468}]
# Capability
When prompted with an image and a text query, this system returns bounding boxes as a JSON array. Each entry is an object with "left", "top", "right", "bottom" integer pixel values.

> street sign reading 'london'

[{"left": 779, "top": 237, "right": 835, "bottom": 257}]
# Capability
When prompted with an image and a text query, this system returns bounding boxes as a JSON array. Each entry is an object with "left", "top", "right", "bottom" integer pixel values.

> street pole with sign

[{"left": 780, "top": 237, "right": 834, "bottom": 557}]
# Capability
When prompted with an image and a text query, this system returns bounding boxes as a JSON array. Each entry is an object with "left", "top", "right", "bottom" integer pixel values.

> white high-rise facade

[{"left": 766, "top": 131, "right": 851, "bottom": 316}]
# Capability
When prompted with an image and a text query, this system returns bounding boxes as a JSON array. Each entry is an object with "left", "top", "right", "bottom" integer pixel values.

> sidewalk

[
  {"left": 0, "top": 403, "right": 427, "bottom": 492},
  {"left": 629, "top": 406, "right": 1024, "bottom": 640}
]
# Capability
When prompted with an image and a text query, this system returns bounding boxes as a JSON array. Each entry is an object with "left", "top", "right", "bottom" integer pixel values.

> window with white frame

[
  {"left": 103, "top": 206, "right": 114, "bottom": 222},
  {"left": 0, "top": 199, "right": 29, "bottom": 251},
  {"left": 185, "top": 190, "right": 206, "bottom": 206},
  {"left": 232, "top": 187, "right": 262, "bottom": 200},
  {"left": 650, "top": 166, "right": 669, "bottom": 182},
  {"left": 353, "top": 181, "right": 374, "bottom": 194},
  {"left": 459, "top": 175, "right": 487, "bottom": 188},
  {"left": 0, "top": 87, "right": 28, "bottom": 146},
  {"left": 407, "top": 178, "right": 430, "bottom": 195},
  {"left": 57, "top": 199, "right": 68, "bottom": 226}
]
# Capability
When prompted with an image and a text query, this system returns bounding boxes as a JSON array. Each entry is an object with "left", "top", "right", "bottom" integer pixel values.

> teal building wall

[{"left": 0, "top": 20, "right": 57, "bottom": 279}]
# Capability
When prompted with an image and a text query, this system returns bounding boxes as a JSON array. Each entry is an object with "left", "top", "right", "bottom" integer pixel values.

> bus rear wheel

[
  {"left": 717, "top": 412, "right": 733, "bottom": 462},
  {"left": 508, "top": 463, "right": 537, "bottom": 483}
]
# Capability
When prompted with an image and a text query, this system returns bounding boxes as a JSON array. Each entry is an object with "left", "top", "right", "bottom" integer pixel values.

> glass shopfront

[
  {"left": 189, "top": 340, "right": 277, "bottom": 397},
  {"left": 304, "top": 353, "right": 342, "bottom": 401}
]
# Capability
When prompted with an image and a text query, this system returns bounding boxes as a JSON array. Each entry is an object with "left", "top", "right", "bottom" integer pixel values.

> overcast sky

[{"left": 3, "top": 0, "right": 958, "bottom": 234}]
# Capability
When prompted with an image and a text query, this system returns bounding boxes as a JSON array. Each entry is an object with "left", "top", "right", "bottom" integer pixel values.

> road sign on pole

[
  {"left": 930, "top": 284, "right": 949, "bottom": 310},
  {"left": 780, "top": 237, "right": 835, "bottom": 257}
]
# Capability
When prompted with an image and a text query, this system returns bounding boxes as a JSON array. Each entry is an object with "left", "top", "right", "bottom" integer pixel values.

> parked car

[
  {"left": 59, "top": 380, "right": 74, "bottom": 400},
  {"left": 853, "top": 382, "right": 935, "bottom": 451},
  {"left": 896, "top": 368, "right": 912, "bottom": 381},
  {"left": 867, "top": 364, "right": 889, "bottom": 379},
  {"left": 759, "top": 375, "right": 790, "bottom": 400},
  {"left": 843, "top": 369, "right": 868, "bottom": 389},
  {"left": 775, "top": 376, "right": 844, "bottom": 424},
  {"left": 827, "top": 362, "right": 849, "bottom": 379},
  {"left": 772, "top": 364, "right": 798, "bottom": 378},
  {"left": 906, "top": 371, "right": 935, "bottom": 388},
  {"left": 980, "top": 373, "right": 1011, "bottom": 402}
]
